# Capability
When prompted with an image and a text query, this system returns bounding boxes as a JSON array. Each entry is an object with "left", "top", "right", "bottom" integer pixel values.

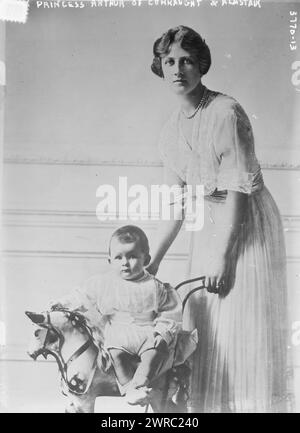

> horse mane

[{"left": 51, "top": 306, "right": 112, "bottom": 372}]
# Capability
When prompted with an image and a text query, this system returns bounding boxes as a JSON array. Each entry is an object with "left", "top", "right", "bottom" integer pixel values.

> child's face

[
  {"left": 109, "top": 238, "right": 147, "bottom": 281},
  {"left": 161, "top": 43, "right": 202, "bottom": 97}
]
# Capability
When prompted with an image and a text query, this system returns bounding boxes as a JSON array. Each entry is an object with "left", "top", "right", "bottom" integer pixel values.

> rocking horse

[{"left": 26, "top": 277, "right": 205, "bottom": 413}]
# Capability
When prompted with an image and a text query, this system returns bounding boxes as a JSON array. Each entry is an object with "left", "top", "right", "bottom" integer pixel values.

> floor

[
  {"left": 1, "top": 359, "right": 299, "bottom": 413},
  {"left": 0, "top": 359, "right": 147, "bottom": 413}
]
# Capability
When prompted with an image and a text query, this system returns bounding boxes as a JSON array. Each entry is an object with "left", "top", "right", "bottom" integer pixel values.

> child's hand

[{"left": 154, "top": 334, "right": 168, "bottom": 352}]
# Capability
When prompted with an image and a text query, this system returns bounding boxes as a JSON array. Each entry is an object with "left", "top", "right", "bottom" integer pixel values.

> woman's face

[{"left": 161, "top": 42, "right": 202, "bottom": 96}]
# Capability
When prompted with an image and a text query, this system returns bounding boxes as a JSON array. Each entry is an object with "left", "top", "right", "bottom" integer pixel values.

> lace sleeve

[{"left": 213, "top": 103, "right": 259, "bottom": 194}]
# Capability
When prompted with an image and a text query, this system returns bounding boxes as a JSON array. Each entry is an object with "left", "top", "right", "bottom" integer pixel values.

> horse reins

[{"left": 40, "top": 310, "right": 99, "bottom": 395}]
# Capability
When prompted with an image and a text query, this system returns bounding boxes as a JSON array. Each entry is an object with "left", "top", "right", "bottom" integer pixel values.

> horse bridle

[
  {"left": 38, "top": 309, "right": 99, "bottom": 395},
  {"left": 36, "top": 277, "right": 206, "bottom": 402}
]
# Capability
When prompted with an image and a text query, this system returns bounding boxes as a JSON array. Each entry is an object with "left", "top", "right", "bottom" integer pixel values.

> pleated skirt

[{"left": 182, "top": 186, "right": 293, "bottom": 412}]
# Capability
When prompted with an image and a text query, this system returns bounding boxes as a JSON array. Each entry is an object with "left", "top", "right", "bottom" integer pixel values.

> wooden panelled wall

[{"left": 2, "top": 159, "right": 300, "bottom": 369}]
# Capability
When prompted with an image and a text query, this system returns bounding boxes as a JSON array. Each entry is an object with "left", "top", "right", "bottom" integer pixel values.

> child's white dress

[
  {"left": 159, "top": 88, "right": 292, "bottom": 412},
  {"left": 79, "top": 271, "right": 181, "bottom": 356},
  {"left": 52, "top": 271, "right": 197, "bottom": 373}
]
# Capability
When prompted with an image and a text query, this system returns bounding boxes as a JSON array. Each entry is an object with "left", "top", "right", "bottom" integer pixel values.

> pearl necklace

[{"left": 181, "top": 87, "right": 207, "bottom": 119}]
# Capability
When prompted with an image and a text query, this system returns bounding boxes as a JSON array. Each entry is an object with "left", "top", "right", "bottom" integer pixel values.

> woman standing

[{"left": 147, "top": 26, "right": 291, "bottom": 412}]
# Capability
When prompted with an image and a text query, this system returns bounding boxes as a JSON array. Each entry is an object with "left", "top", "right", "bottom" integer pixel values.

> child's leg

[
  {"left": 130, "top": 347, "right": 169, "bottom": 389},
  {"left": 109, "top": 348, "right": 136, "bottom": 387}
]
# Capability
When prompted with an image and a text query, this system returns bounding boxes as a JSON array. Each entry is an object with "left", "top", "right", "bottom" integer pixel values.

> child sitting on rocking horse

[{"left": 51, "top": 225, "right": 197, "bottom": 406}]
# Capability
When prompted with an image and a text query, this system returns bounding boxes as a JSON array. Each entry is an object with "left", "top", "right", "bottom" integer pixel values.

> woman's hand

[
  {"left": 205, "top": 254, "right": 227, "bottom": 294},
  {"left": 204, "top": 191, "right": 247, "bottom": 295}
]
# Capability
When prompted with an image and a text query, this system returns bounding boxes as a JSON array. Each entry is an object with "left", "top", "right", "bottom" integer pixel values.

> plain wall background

[{"left": 3, "top": 1, "right": 300, "bottom": 162}]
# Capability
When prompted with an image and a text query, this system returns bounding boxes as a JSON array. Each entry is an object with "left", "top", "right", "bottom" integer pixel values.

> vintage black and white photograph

[{"left": 0, "top": 0, "right": 299, "bottom": 413}]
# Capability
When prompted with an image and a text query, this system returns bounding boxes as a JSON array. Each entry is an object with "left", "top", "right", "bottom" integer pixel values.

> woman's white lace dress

[{"left": 159, "top": 88, "right": 292, "bottom": 412}]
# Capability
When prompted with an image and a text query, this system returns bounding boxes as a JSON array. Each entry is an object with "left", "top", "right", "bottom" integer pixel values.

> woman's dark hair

[
  {"left": 151, "top": 25, "right": 211, "bottom": 78},
  {"left": 109, "top": 225, "right": 150, "bottom": 264}
]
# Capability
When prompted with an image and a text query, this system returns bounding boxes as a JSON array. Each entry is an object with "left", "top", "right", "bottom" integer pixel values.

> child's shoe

[{"left": 125, "top": 386, "right": 153, "bottom": 406}]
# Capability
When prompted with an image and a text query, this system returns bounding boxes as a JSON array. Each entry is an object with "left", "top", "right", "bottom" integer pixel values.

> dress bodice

[{"left": 159, "top": 88, "right": 263, "bottom": 196}]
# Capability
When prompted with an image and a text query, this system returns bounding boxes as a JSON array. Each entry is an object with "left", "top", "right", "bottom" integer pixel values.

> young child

[{"left": 51, "top": 225, "right": 195, "bottom": 405}]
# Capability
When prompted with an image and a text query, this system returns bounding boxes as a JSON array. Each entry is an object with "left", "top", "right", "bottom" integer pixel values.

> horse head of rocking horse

[
  {"left": 25, "top": 308, "right": 119, "bottom": 412},
  {"left": 25, "top": 307, "right": 192, "bottom": 413}
]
